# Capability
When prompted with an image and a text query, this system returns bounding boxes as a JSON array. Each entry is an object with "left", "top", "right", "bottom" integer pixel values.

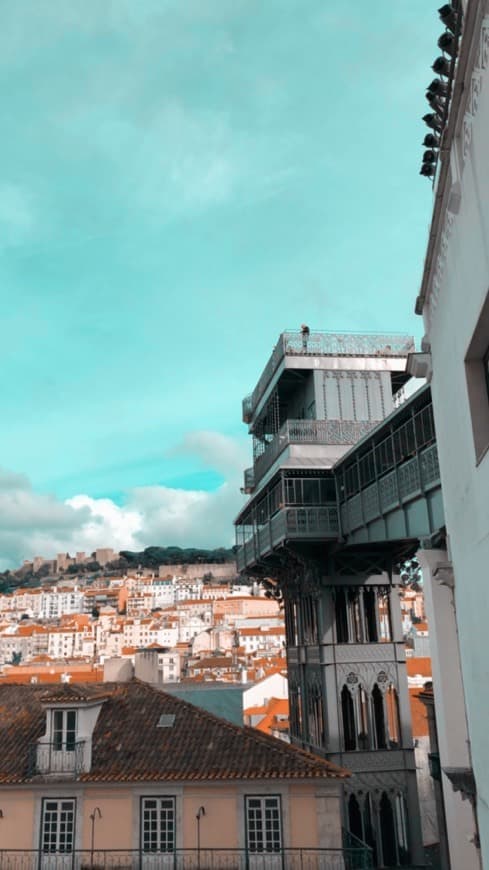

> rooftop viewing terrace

[{"left": 243, "top": 331, "right": 416, "bottom": 423}]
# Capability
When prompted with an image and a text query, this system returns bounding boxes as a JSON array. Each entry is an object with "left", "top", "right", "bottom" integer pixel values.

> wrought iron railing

[
  {"left": 340, "top": 443, "right": 441, "bottom": 536},
  {"left": 246, "top": 331, "right": 415, "bottom": 420},
  {"left": 253, "top": 420, "right": 379, "bottom": 487},
  {"left": 342, "top": 830, "right": 373, "bottom": 869},
  {"left": 0, "top": 847, "right": 374, "bottom": 869},
  {"left": 236, "top": 506, "right": 339, "bottom": 571},
  {"left": 29, "top": 740, "right": 85, "bottom": 777}
]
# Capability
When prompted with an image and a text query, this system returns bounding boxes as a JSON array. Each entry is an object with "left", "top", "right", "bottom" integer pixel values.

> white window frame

[
  {"left": 141, "top": 796, "right": 176, "bottom": 855},
  {"left": 40, "top": 797, "right": 76, "bottom": 855},
  {"left": 52, "top": 709, "right": 77, "bottom": 751},
  {"left": 245, "top": 795, "right": 282, "bottom": 854}
]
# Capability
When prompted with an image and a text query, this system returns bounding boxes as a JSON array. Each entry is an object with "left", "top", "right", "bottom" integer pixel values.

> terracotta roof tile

[
  {"left": 409, "top": 689, "right": 430, "bottom": 738},
  {"left": 406, "top": 657, "right": 432, "bottom": 678},
  {"left": 0, "top": 680, "right": 348, "bottom": 784}
]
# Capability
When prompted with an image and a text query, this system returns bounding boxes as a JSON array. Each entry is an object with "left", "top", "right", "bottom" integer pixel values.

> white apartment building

[
  {"left": 412, "top": 1, "right": 488, "bottom": 865},
  {"left": 47, "top": 628, "right": 84, "bottom": 660},
  {"left": 39, "top": 588, "right": 85, "bottom": 620}
]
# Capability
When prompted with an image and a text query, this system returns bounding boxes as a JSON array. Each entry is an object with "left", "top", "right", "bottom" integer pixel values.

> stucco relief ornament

[
  {"left": 461, "top": 17, "right": 489, "bottom": 166},
  {"left": 479, "top": 17, "right": 489, "bottom": 68},
  {"left": 429, "top": 210, "right": 455, "bottom": 326},
  {"left": 346, "top": 672, "right": 359, "bottom": 687}
]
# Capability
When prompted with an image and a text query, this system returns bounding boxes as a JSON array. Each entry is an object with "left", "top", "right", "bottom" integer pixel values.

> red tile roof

[
  {"left": 406, "top": 657, "right": 432, "bottom": 678},
  {"left": 0, "top": 680, "right": 348, "bottom": 784},
  {"left": 409, "top": 689, "right": 430, "bottom": 738}
]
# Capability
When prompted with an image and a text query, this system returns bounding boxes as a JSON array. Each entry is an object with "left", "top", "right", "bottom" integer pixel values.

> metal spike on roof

[{"left": 157, "top": 714, "right": 176, "bottom": 728}]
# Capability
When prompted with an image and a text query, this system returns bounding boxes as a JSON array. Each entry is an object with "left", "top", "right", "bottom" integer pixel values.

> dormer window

[
  {"left": 53, "top": 709, "right": 77, "bottom": 752},
  {"left": 35, "top": 689, "right": 107, "bottom": 777}
]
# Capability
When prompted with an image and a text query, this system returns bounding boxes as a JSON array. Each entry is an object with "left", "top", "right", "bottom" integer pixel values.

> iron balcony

[
  {"left": 242, "top": 331, "right": 415, "bottom": 423},
  {"left": 236, "top": 506, "right": 339, "bottom": 573},
  {"left": 253, "top": 420, "right": 378, "bottom": 488},
  {"left": 0, "top": 846, "right": 374, "bottom": 869}
]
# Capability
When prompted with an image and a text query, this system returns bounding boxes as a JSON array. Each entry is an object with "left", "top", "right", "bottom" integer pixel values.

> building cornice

[{"left": 416, "top": 1, "right": 488, "bottom": 317}]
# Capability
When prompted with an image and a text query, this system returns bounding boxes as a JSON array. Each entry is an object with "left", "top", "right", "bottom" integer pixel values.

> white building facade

[{"left": 414, "top": 1, "right": 489, "bottom": 865}]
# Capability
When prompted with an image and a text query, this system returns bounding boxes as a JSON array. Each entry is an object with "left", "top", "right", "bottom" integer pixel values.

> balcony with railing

[
  {"left": 242, "top": 331, "right": 415, "bottom": 422},
  {"left": 253, "top": 419, "right": 379, "bottom": 487},
  {"left": 0, "top": 846, "right": 374, "bottom": 869},
  {"left": 29, "top": 740, "right": 86, "bottom": 778},
  {"left": 236, "top": 505, "right": 339, "bottom": 572},
  {"left": 336, "top": 391, "right": 442, "bottom": 542}
]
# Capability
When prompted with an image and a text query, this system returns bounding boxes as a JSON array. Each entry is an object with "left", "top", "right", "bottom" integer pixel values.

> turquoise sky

[{"left": 0, "top": 1, "right": 441, "bottom": 564}]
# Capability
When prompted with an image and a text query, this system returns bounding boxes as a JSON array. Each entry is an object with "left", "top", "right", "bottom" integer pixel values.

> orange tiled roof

[
  {"left": 409, "top": 689, "right": 430, "bottom": 738},
  {"left": 0, "top": 680, "right": 349, "bottom": 784},
  {"left": 406, "top": 657, "right": 432, "bottom": 678}
]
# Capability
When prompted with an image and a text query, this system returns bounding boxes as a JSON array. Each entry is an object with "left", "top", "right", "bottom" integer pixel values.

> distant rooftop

[{"left": 244, "top": 330, "right": 415, "bottom": 420}]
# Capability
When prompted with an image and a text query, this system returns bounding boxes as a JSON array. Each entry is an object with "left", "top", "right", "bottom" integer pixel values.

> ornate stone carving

[
  {"left": 429, "top": 17, "right": 489, "bottom": 326},
  {"left": 334, "top": 643, "right": 395, "bottom": 663},
  {"left": 337, "top": 661, "right": 397, "bottom": 694},
  {"left": 460, "top": 16, "right": 489, "bottom": 168},
  {"left": 429, "top": 210, "right": 455, "bottom": 325},
  {"left": 344, "top": 769, "right": 408, "bottom": 796},
  {"left": 278, "top": 549, "right": 322, "bottom": 600}
]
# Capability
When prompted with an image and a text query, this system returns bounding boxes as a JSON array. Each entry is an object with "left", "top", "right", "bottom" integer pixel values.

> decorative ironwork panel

[
  {"left": 248, "top": 331, "right": 414, "bottom": 418},
  {"left": 346, "top": 494, "right": 363, "bottom": 531},
  {"left": 335, "top": 750, "right": 405, "bottom": 773},
  {"left": 362, "top": 483, "right": 380, "bottom": 522},
  {"left": 284, "top": 332, "right": 414, "bottom": 358},
  {"left": 257, "top": 526, "right": 271, "bottom": 556},
  {"left": 285, "top": 507, "right": 339, "bottom": 538},
  {"left": 397, "top": 457, "right": 420, "bottom": 501},
  {"left": 335, "top": 644, "right": 396, "bottom": 663},
  {"left": 378, "top": 470, "right": 398, "bottom": 511},
  {"left": 271, "top": 510, "right": 287, "bottom": 545},
  {"left": 420, "top": 443, "right": 440, "bottom": 488}
]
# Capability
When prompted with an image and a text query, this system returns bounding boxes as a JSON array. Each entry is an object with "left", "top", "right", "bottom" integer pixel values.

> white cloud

[{"left": 0, "top": 431, "right": 248, "bottom": 570}]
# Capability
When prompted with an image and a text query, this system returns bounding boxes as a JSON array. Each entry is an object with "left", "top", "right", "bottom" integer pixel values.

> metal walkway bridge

[
  {"left": 336, "top": 383, "right": 444, "bottom": 548},
  {"left": 236, "top": 384, "right": 444, "bottom": 572}
]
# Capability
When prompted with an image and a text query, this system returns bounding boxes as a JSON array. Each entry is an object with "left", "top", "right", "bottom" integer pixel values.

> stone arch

[
  {"left": 385, "top": 683, "right": 401, "bottom": 747},
  {"left": 372, "top": 682, "right": 387, "bottom": 749},
  {"left": 348, "top": 794, "right": 363, "bottom": 842},
  {"left": 379, "top": 791, "right": 397, "bottom": 867},
  {"left": 341, "top": 684, "right": 356, "bottom": 750}
]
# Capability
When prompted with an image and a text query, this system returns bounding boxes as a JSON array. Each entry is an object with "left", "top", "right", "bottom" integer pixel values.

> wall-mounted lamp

[
  {"left": 196, "top": 806, "right": 206, "bottom": 854},
  {"left": 90, "top": 807, "right": 102, "bottom": 862}
]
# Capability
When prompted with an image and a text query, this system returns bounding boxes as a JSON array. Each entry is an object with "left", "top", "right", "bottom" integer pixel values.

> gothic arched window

[
  {"left": 386, "top": 685, "right": 401, "bottom": 747},
  {"left": 348, "top": 794, "right": 363, "bottom": 842},
  {"left": 372, "top": 683, "right": 387, "bottom": 749},
  {"left": 379, "top": 792, "right": 397, "bottom": 867},
  {"left": 341, "top": 685, "right": 356, "bottom": 751}
]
